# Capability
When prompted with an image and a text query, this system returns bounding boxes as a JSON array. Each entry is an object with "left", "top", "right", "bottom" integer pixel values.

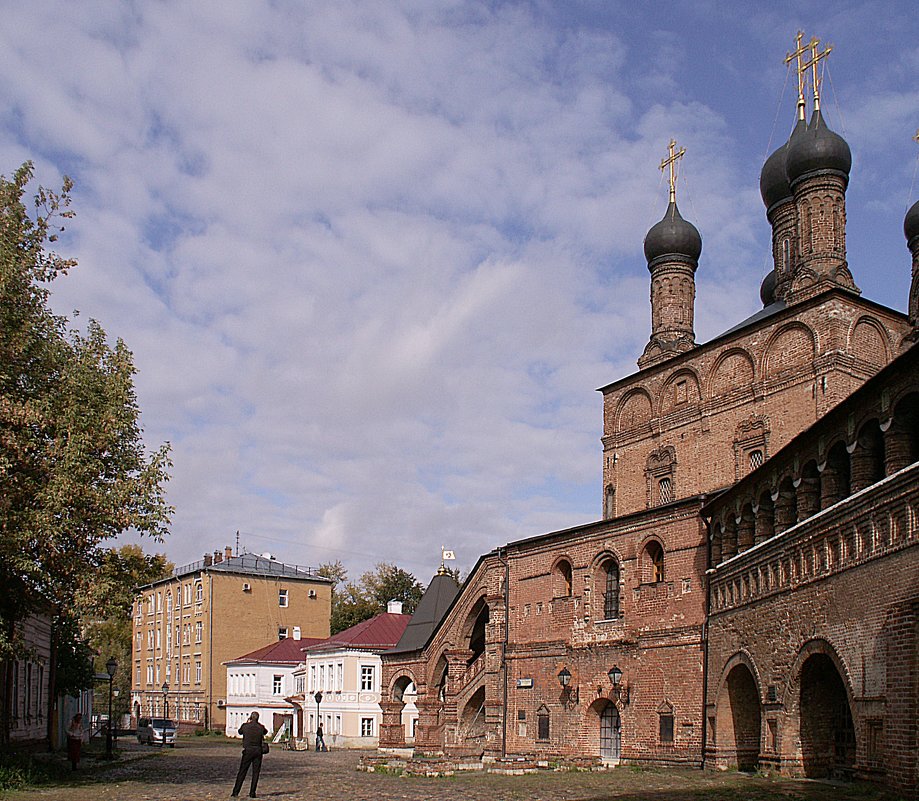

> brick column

[
  {"left": 721, "top": 519, "right": 738, "bottom": 560},
  {"left": 796, "top": 475, "right": 820, "bottom": 521},
  {"left": 754, "top": 499, "right": 774, "bottom": 545},
  {"left": 412, "top": 695, "right": 445, "bottom": 755},
  {"left": 737, "top": 509, "right": 755, "bottom": 554},
  {"left": 378, "top": 700, "right": 407, "bottom": 749},
  {"left": 773, "top": 484, "right": 797, "bottom": 534},
  {"left": 819, "top": 461, "right": 846, "bottom": 508},
  {"left": 884, "top": 421, "right": 914, "bottom": 475}
]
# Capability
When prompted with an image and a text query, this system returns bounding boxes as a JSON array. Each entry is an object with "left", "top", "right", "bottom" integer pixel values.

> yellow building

[{"left": 131, "top": 547, "right": 331, "bottom": 731}]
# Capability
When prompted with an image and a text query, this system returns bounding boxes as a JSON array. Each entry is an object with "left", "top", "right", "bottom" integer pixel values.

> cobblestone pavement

[{"left": 4, "top": 739, "right": 904, "bottom": 801}]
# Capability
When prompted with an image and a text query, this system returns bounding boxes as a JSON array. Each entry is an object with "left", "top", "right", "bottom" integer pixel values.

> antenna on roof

[{"left": 235, "top": 530, "right": 240, "bottom": 557}]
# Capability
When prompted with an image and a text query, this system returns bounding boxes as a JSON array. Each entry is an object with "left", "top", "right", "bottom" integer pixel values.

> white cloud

[{"left": 2, "top": 1, "right": 914, "bottom": 581}]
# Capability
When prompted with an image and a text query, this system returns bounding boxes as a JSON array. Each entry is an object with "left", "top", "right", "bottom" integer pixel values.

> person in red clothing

[
  {"left": 231, "top": 711, "right": 269, "bottom": 798},
  {"left": 66, "top": 713, "right": 83, "bottom": 770}
]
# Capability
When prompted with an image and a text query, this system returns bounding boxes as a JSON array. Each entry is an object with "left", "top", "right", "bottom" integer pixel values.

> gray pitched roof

[{"left": 387, "top": 572, "right": 460, "bottom": 655}]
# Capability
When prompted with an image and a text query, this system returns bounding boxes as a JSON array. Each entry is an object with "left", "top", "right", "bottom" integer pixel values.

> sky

[{"left": 2, "top": 1, "right": 918, "bottom": 584}]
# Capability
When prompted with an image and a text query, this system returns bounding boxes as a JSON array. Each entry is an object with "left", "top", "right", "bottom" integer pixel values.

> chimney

[
  {"left": 225, "top": 545, "right": 233, "bottom": 560},
  {"left": 387, "top": 599, "right": 404, "bottom": 615},
  {"left": 213, "top": 550, "right": 222, "bottom": 564},
  {"left": 293, "top": 626, "right": 301, "bottom": 641},
  {"left": 203, "top": 553, "right": 213, "bottom": 567}
]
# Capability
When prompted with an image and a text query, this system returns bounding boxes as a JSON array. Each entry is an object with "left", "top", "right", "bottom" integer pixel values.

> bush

[{"left": 0, "top": 753, "right": 66, "bottom": 791}]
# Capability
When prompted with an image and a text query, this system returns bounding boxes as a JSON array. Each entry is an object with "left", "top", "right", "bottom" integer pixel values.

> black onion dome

[
  {"left": 643, "top": 201, "right": 702, "bottom": 266},
  {"left": 785, "top": 110, "right": 851, "bottom": 185},
  {"left": 905, "top": 199, "right": 919, "bottom": 248},
  {"left": 760, "top": 269, "right": 777, "bottom": 306},
  {"left": 760, "top": 143, "right": 792, "bottom": 209}
]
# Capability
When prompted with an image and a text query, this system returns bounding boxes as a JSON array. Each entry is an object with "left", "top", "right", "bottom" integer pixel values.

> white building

[
  {"left": 292, "top": 602, "right": 411, "bottom": 749},
  {"left": 223, "top": 628, "right": 322, "bottom": 738}
]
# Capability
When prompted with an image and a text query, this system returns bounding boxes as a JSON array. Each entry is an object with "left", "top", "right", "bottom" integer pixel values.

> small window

[
  {"left": 536, "top": 705, "right": 550, "bottom": 741},
  {"left": 604, "top": 485, "right": 616, "bottom": 519},
  {"left": 658, "top": 477, "right": 674, "bottom": 504},
  {"left": 556, "top": 560, "right": 572, "bottom": 597},
  {"left": 660, "top": 713, "right": 674, "bottom": 744},
  {"left": 646, "top": 541, "right": 665, "bottom": 583},
  {"left": 278, "top": 626, "right": 288, "bottom": 640},
  {"left": 603, "top": 560, "right": 620, "bottom": 620},
  {"left": 278, "top": 588, "right": 289, "bottom": 607},
  {"left": 361, "top": 717, "right": 374, "bottom": 737},
  {"left": 273, "top": 675, "right": 283, "bottom": 695},
  {"left": 195, "top": 582, "right": 203, "bottom": 602},
  {"left": 675, "top": 380, "right": 688, "bottom": 405},
  {"left": 360, "top": 665, "right": 374, "bottom": 691}
]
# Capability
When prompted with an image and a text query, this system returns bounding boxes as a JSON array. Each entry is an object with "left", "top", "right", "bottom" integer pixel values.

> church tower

[
  {"left": 638, "top": 140, "right": 702, "bottom": 369},
  {"left": 761, "top": 33, "right": 858, "bottom": 304}
]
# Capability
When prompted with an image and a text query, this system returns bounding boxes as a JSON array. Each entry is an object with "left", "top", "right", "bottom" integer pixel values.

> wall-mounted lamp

[
  {"left": 608, "top": 665, "right": 629, "bottom": 705},
  {"left": 558, "top": 667, "right": 579, "bottom": 707}
]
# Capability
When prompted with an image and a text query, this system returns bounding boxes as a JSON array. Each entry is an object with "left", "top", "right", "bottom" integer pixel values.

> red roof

[
  {"left": 228, "top": 636, "right": 324, "bottom": 665},
  {"left": 304, "top": 613, "right": 410, "bottom": 653}
]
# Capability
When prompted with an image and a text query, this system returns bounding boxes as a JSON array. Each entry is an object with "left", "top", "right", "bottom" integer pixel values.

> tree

[
  {"left": 76, "top": 545, "right": 172, "bottom": 717},
  {"left": 319, "top": 561, "right": 425, "bottom": 635},
  {"left": 0, "top": 163, "right": 172, "bottom": 737}
]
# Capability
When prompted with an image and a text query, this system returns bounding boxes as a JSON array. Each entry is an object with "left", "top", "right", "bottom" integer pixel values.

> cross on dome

[{"left": 659, "top": 139, "right": 686, "bottom": 205}]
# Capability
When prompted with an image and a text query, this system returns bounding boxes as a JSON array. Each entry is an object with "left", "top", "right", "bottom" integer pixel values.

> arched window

[
  {"left": 603, "top": 560, "right": 620, "bottom": 620},
  {"left": 556, "top": 560, "right": 572, "bottom": 597},
  {"left": 645, "top": 541, "right": 665, "bottom": 583},
  {"left": 536, "top": 704, "right": 550, "bottom": 741}
]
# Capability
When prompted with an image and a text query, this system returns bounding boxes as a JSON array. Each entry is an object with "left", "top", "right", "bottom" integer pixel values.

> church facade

[{"left": 378, "top": 38, "right": 919, "bottom": 793}]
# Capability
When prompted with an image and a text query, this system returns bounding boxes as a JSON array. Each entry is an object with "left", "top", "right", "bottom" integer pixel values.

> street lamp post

[
  {"left": 313, "top": 691, "right": 322, "bottom": 747},
  {"left": 161, "top": 682, "right": 169, "bottom": 719},
  {"left": 105, "top": 657, "right": 117, "bottom": 759}
]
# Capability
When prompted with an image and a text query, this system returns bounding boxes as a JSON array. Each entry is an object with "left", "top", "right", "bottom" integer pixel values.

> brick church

[{"left": 378, "top": 37, "right": 919, "bottom": 793}]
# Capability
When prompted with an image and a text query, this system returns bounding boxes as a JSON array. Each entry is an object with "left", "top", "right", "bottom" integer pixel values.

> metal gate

[{"left": 600, "top": 703, "right": 621, "bottom": 761}]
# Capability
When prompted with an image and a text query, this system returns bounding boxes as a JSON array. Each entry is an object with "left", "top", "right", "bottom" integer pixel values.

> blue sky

[{"left": 2, "top": 1, "right": 917, "bottom": 582}]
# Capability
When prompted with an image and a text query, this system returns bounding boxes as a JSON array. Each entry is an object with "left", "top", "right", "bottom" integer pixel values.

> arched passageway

[
  {"left": 799, "top": 653, "right": 855, "bottom": 777},
  {"left": 716, "top": 663, "right": 761, "bottom": 771},
  {"left": 461, "top": 686, "right": 486, "bottom": 750}
]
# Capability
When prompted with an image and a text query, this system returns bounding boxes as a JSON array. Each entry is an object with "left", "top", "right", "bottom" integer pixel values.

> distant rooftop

[
  {"left": 142, "top": 552, "right": 333, "bottom": 589},
  {"left": 226, "top": 636, "right": 325, "bottom": 665},
  {"left": 304, "top": 612, "right": 411, "bottom": 653}
]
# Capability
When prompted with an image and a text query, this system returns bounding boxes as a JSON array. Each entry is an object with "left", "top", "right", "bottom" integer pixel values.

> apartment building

[{"left": 131, "top": 548, "right": 331, "bottom": 731}]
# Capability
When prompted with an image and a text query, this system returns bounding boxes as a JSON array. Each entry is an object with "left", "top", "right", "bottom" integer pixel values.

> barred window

[
  {"left": 604, "top": 560, "right": 620, "bottom": 620},
  {"left": 658, "top": 477, "right": 674, "bottom": 503},
  {"left": 660, "top": 713, "right": 674, "bottom": 744},
  {"left": 749, "top": 449, "right": 764, "bottom": 470}
]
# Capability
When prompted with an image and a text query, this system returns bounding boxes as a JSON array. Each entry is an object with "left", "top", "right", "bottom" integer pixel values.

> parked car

[{"left": 137, "top": 717, "right": 176, "bottom": 747}]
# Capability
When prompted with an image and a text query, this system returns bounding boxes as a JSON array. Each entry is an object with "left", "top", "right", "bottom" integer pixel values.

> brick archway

[{"left": 714, "top": 660, "right": 761, "bottom": 771}]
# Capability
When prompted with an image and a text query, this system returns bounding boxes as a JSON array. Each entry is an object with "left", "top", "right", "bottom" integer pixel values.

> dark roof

[
  {"left": 388, "top": 573, "right": 460, "bottom": 655},
  {"left": 227, "top": 636, "right": 325, "bottom": 665},
  {"left": 717, "top": 299, "right": 786, "bottom": 337},
  {"left": 305, "top": 612, "right": 411, "bottom": 653},
  {"left": 144, "top": 553, "right": 333, "bottom": 588}
]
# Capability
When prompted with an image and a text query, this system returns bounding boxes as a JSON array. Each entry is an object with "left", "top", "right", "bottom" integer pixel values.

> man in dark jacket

[{"left": 232, "top": 711, "right": 269, "bottom": 798}]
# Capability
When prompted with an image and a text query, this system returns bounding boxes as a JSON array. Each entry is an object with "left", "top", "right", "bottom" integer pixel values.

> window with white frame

[
  {"left": 273, "top": 675, "right": 283, "bottom": 695},
  {"left": 155, "top": 629, "right": 161, "bottom": 649},
  {"left": 195, "top": 621, "right": 202, "bottom": 643},
  {"left": 278, "top": 627, "right": 288, "bottom": 640},
  {"left": 361, "top": 717, "right": 374, "bottom": 737},
  {"left": 310, "top": 665, "right": 316, "bottom": 692},
  {"left": 360, "top": 665, "right": 374, "bottom": 691},
  {"left": 146, "top": 665, "right": 153, "bottom": 684},
  {"left": 278, "top": 588, "right": 289, "bottom": 607},
  {"left": 195, "top": 661, "right": 201, "bottom": 684},
  {"left": 195, "top": 582, "right": 203, "bottom": 602},
  {"left": 336, "top": 663, "right": 343, "bottom": 691}
]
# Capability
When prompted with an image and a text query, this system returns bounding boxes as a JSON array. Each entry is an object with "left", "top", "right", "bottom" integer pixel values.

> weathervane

[{"left": 660, "top": 139, "right": 686, "bottom": 205}]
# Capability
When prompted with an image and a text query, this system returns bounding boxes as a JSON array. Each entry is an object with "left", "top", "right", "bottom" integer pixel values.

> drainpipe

[
  {"left": 701, "top": 512, "right": 711, "bottom": 770},
  {"left": 208, "top": 572, "right": 214, "bottom": 731},
  {"left": 497, "top": 546, "right": 510, "bottom": 759}
]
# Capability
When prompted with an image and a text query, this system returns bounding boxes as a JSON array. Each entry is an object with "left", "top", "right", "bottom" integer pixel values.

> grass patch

[{"left": 0, "top": 752, "right": 70, "bottom": 792}]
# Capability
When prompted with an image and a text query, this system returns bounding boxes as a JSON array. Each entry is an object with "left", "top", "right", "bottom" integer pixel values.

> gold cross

[
  {"left": 803, "top": 36, "right": 832, "bottom": 111},
  {"left": 914, "top": 129, "right": 919, "bottom": 145},
  {"left": 660, "top": 139, "right": 686, "bottom": 204},
  {"left": 785, "top": 31, "right": 810, "bottom": 121}
]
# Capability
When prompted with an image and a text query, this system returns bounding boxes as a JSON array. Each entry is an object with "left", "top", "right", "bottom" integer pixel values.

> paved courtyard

[{"left": 4, "top": 739, "right": 905, "bottom": 801}]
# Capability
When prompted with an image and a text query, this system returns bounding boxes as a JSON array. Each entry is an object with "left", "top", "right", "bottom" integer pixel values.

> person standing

[
  {"left": 66, "top": 713, "right": 83, "bottom": 770},
  {"left": 315, "top": 723, "right": 326, "bottom": 752},
  {"left": 232, "top": 711, "right": 268, "bottom": 798}
]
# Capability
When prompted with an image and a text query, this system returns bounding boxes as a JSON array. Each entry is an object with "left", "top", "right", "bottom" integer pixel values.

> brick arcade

[{"left": 377, "top": 37, "right": 919, "bottom": 794}]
